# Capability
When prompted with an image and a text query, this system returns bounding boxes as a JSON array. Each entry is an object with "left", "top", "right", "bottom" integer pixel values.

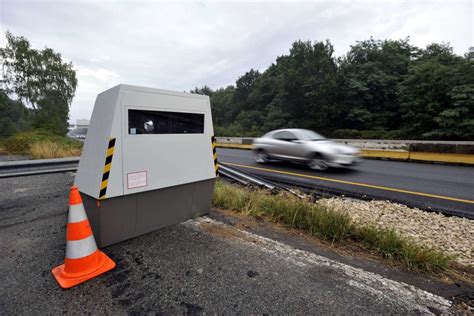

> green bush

[{"left": 4, "top": 130, "right": 47, "bottom": 154}]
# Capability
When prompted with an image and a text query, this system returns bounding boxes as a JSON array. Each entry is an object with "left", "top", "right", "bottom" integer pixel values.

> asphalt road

[
  {"left": 217, "top": 148, "right": 474, "bottom": 218},
  {"left": 0, "top": 173, "right": 468, "bottom": 313}
]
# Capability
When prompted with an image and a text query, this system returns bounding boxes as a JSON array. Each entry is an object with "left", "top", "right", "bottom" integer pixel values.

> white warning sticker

[{"left": 127, "top": 171, "right": 147, "bottom": 189}]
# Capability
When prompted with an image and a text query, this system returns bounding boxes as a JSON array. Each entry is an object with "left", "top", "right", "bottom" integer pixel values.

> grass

[
  {"left": 28, "top": 140, "right": 82, "bottom": 159},
  {"left": 2, "top": 130, "right": 83, "bottom": 159},
  {"left": 213, "top": 180, "right": 451, "bottom": 273}
]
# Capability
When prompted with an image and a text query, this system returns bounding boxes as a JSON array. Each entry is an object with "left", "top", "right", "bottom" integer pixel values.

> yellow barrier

[
  {"left": 360, "top": 149, "right": 409, "bottom": 160},
  {"left": 409, "top": 152, "right": 474, "bottom": 165},
  {"left": 216, "top": 143, "right": 253, "bottom": 150},
  {"left": 216, "top": 143, "right": 474, "bottom": 165}
]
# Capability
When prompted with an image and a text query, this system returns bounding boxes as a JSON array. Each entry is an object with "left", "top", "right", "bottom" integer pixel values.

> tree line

[{"left": 192, "top": 38, "right": 474, "bottom": 140}]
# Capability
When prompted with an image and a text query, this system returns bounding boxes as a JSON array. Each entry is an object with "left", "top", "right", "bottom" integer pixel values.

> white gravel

[{"left": 316, "top": 198, "right": 473, "bottom": 267}]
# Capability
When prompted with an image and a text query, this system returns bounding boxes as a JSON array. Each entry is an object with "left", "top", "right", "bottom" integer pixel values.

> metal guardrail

[
  {"left": 219, "top": 163, "right": 308, "bottom": 199},
  {"left": 219, "top": 164, "right": 276, "bottom": 190},
  {"left": 0, "top": 157, "right": 80, "bottom": 178}
]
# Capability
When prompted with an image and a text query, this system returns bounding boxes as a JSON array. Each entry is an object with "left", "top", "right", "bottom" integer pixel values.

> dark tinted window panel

[
  {"left": 273, "top": 131, "right": 297, "bottom": 141},
  {"left": 128, "top": 109, "right": 204, "bottom": 134}
]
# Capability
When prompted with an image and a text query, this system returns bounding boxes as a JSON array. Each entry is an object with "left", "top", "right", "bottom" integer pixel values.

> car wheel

[
  {"left": 254, "top": 150, "right": 268, "bottom": 163},
  {"left": 308, "top": 153, "right": 328, "bottom": 171}
]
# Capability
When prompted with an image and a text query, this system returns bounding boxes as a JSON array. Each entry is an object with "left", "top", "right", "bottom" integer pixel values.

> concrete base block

[{"left": 81, "top": 178, "right": 215, "bottom": 247}]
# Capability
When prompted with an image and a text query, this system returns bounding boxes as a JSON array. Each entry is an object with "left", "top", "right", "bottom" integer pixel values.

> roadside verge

[{"left": 213, "top": 180, "right": 456, "bottom": 273}]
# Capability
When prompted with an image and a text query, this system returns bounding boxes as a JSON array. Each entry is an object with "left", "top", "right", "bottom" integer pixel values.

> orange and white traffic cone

[{"left": 51, "top": 186, "right": 116, "bottom": 288}]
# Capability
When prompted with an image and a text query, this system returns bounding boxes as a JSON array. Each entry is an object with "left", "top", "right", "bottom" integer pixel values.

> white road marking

[
  {"left": 14, "top": 188, "right": 31, "bottom": 193},
  {"left": 185, "top": 216, "right": 452, "bottom": 314}
]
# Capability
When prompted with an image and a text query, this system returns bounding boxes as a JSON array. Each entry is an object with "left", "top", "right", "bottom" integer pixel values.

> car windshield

[{"left": 298, "top": 130, "right": 325, "bottom": 141}]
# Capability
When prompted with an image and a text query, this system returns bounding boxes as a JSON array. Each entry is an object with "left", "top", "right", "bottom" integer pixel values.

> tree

[
  {"left": 190, "top": 85, "right": 213, "bottom": 97},
  {"left": 261, "top": 103, "right": 290, "bottom": 132},
  {"left": 275, "top": 40, "right": 339, "bottom": 131},
  {"left": 0, "top": 90, "right": 31, "bottom": 137},
  {"left": 423, "top": 84, "right": 474, "bottom": 139},
  {"left": 33, "top": 90, "right": 70, "bottom": 135},
  {"left": 338, "top": 38, "right": 414, "bottom": 131},
  {"left": 0, "top": 31, "right": 77, "bottom": 135},
  {"left": 398, "top": 43, "right": 473, "bottom": 139},
  {"left": 211, "top": 86, "right": 235, "bottom": 126},
  {"left": 232, "top": 69, "right": 261, "bottom": 113}
]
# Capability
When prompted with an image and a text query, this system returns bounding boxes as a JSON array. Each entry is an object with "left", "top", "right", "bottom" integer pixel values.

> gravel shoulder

[{"left": 317, "top": 198, "right": 473, "bottom": 267}]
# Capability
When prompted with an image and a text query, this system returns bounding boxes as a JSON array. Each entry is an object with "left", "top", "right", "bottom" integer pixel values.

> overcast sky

[{"left": 1, "top": 0, "right": 472, "bottom": 122}]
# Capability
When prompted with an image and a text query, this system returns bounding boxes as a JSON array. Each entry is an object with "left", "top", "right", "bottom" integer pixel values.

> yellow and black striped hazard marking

[
  {"left": 99, "top": 138, "right": 116, "bottom": 199},
  {"left": 211, "top": 136, "right": 219, "bottom": 176}
]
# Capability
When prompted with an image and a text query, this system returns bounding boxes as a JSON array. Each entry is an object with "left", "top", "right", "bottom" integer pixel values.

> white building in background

[
  {"left": 67, "top": 118, "right": 90, "bottom": 139},
  {"left": 76, "top": 119, "right": 90, "bottom": 128},
  {"left": 68, "top": 119, "right": 90, "bottom": 130}
]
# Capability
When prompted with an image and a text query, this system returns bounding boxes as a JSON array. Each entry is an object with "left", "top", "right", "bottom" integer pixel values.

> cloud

[
  {"left": 1, "top": 0, "right": 472, "bottom": 122},
  {"left": 71, "top": 65, "right": 122, "bottom": 120}
]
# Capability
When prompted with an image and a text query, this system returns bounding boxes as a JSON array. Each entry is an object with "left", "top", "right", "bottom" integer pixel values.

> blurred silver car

[{"left": 252, "top": 129, "right": 360, "bottom": 170}]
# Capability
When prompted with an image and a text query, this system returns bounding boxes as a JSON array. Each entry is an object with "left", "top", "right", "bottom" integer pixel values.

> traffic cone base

[
  {"left": 51, "top": 186, "right": 116, "bottom": 289},
  {"left": 51, "top": 250, "right": 116, "bottom": 289}
]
